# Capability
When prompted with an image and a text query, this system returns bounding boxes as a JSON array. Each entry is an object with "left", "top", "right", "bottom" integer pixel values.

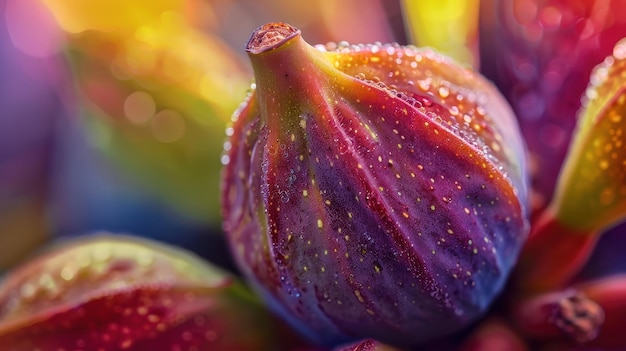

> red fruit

[
  {"left": 0, "top": 234, "right": 277, "bottom": 350},
  {"left": 221, "top": 23, "right": 529, "bottom": 347}
]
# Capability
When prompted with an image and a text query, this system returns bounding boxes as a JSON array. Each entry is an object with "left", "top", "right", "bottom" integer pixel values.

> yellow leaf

[
  {"left": 552, "top": 38, "right": 626, "bottom": 232},
  {"left": 39, "top": 0, "right": 187, "bottom": 34},
  {"left": 401, "top": 0, "right": 480, "bottom": 68}
]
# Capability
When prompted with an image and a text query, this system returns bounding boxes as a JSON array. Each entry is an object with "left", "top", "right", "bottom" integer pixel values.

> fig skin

[{"left": 221, "top": 23, "right": 529, "bottom": 347}]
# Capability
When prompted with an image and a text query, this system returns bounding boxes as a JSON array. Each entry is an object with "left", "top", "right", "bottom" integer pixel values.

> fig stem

[
  {"left": 512, "top": 289, "right": 604, "bottom": 343},
  {"left": 246, "top": 22, "right": 301, "bottom": 54},
  {"left": 577, "top": 275, "right": 626, "bottom": 348}
]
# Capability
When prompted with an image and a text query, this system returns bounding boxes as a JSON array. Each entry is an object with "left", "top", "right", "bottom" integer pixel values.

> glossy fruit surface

[
  {"left": 0, "top": 234, "right": 276, "bottom": 350},
  {"left": 221, "top": 22, "right": 529, "bottom": 347}
]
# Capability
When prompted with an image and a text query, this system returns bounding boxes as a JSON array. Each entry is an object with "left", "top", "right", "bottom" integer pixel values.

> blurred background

[
  {"left": 1, "top": 0, "right": 626, "bottom": 282},
  {"left": 0, "top": 0, "right": 408, "bottom": 273}
]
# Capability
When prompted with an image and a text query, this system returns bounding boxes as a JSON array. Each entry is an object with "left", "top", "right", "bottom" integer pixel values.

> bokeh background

[
  {"left": 1, "top": 0, "right": 625, "bottom": 283},
  {"left": 0, "top": 0, "right": 408, "bottom": 274}
]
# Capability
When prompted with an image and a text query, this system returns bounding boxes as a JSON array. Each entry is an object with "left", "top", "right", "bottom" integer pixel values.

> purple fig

[{"left": 221, "top": 23, "right": 529, "bottom": 347}]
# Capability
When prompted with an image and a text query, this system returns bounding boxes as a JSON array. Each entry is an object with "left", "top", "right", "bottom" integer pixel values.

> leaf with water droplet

[
  {"left": 551, "top": 38, "right": 626, "bottom": 232},
  {"left": 50, "top": 4, "right": 250, "bottom": 224}
]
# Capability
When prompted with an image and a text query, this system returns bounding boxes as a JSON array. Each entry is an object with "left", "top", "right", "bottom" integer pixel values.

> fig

[{"left": 221, "top": 23, "right": 529, "bottom": 347}]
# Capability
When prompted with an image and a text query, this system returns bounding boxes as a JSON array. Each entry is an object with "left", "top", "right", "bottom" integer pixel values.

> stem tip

[{"left": 246, "top": 22, "right": 300, "bottom": 54}]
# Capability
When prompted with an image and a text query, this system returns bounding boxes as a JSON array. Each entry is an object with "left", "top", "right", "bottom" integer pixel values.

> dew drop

[
  {"left": 337, "top": 139, "right": 352, "bottom": 155},
  {"left": 476, "top": 105, "right": 486, "bottom": 116},
  {"left": 613, "top": 37, "right": 626, "bottom": 60},
  {"left": 438, "top": 86, "right": 450, "bottom": 98},
  {"left": 449, "top": 106, "right": 459, "bottom": 116},
  {"left": 220, "top": 155, "right": 230, "bottom": 165},
  {"left": 417, "top": 79, "right": 431, "bottom": 92},
  {"left": 267, "top": 144, "right": 278, "bottom": 155}
]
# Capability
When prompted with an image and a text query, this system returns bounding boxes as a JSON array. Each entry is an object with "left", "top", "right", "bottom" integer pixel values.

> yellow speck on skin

[{"left": 354, "top": 290, "right": 365, "bottom": 303}]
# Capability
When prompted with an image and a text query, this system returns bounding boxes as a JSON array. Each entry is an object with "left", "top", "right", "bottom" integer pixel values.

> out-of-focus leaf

[
  {"left": 39, "top": 1, "right": 251, "bottom": 223},
  {"left": 401, "top": 0, "right": 480, "bottom": 67},
  {"left": 0, "top": 234, "right": 279, "bottom": 350},
  {"left": 66, "top": 19, "right": 249, "bottom": 223},
  {"left": 38, "top": 0, "right": 188, "bottom": 34},
  {"left": 515, "top": 38, "right": 626, "bottom": 293},
  {"left": 552, "top": 37, "right": 626, "bottom": 232}
]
